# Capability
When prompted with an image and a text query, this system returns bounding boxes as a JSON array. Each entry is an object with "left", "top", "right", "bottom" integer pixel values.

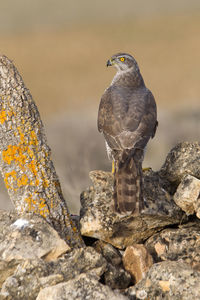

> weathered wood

[{"left": 0, "top": 55, "right": 84, "bottom": 248}]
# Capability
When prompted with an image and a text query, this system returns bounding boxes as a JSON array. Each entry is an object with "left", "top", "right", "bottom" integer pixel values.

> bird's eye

[{"left": 120, "top": 57, "right": 125, "bottom": 62}]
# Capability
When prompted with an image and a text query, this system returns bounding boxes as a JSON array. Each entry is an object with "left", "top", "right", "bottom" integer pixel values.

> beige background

[{"left": 1, "top": 0, "right": 200, "bottom": 212}]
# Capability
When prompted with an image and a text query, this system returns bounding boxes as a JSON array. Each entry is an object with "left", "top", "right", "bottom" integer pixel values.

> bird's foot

[{"left": 142, "top": 167, "right": 152, "bottom": 172}]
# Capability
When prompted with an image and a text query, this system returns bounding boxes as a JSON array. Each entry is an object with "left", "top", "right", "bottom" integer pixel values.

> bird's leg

[{"left": 112, "top": 160, "right": 115, "bottom": 174}]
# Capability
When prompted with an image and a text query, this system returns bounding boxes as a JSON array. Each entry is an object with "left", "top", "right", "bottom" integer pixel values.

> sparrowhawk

[{"left": 98, "top": 53, "right": 157, "bottom": 214}]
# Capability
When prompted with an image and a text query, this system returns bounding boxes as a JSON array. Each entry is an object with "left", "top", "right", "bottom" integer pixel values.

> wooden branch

[{"left": 0, "top": 55, "right": 84, "bottom": 248}]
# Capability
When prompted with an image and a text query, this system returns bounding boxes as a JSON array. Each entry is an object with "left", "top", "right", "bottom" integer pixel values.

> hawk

[{"left": 98, "top": 53, "right": 157, "bottom": 214}]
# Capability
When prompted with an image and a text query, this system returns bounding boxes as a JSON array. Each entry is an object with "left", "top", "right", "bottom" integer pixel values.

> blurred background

[{"left": 0, "top": 0, "right": 200, "bottom": 213}]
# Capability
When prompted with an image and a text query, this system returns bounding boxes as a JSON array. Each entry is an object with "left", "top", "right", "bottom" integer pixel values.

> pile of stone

[{"left": 0, "top": 142, "right": 200, "bottom": 299}]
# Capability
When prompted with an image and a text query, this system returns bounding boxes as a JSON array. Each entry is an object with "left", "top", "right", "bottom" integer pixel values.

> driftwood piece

[{"left": 0, "top": 55, "right": 84, "bottom": 248}]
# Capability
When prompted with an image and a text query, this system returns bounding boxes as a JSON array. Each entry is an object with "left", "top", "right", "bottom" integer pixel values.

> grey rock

[
  {"left": 80, "top": 170, "right": 183, "bottom": 249},
  {"left": 94, "top": 240, "right": 132, "bottom": 289},
  {"left": 174, "top": 174, "right": 200, "bottom": 217},
  {"left": 104, "top": 263, "right": 132, "bottom": 290},
  {"left": 0, "top": 247, "right": 107, "bottom": 300},
  {"left": 0, "top": 210, "right": 70, "bottom": 262},
  {"left": 126, "top": 261, "right": 200, "bottom": 299},
  {"left": 36, "top": 273, "right": 128, "bottom": 300},
  {"left": 159, "top": 142, "right": 200, "bottom": 187},
  {"left": 0, "top": 260, "right": 20, "bottom": 289},
  {"left": 145, "top": 222, "right": 200, "bottom": 270},
  {"left": 94, "top": 240, "right": 122, "bottom": 266}
]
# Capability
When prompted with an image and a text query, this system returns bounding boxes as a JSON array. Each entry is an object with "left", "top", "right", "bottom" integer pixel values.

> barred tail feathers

[{"left": 113, "top": 149, "right": 144, "bottom": 214}]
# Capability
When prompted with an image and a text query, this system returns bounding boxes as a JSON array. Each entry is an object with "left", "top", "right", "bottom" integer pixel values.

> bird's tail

[{"left": 113, "top": 149, "right": 144, "bottom": 214}]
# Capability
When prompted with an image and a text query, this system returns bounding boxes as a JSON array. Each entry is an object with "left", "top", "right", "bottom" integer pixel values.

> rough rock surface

[
  {"left": 174, "top": 174, "right": 200, "bottom": 217},
  {"left": 103, "top": 263, "right": 132, "bottom": 289},
  {"left": 94, "top": 240, "right": 132, "bottom": 289},
  {"left": 122, "top": 244, "right": 153, "bottom": 283},
  {"left": 126, "top": 261, "right": 200, "bottom": 300},
  {"left": 1, "top": 140, "right": 200, "bottom": 299},
  {"left": 0, "top": 246, "right": 107, "bottom": 300},
  {"left": 36, "top": 273, "right": 128, "bottom": 300},
  {"left": 159, "top": 142, "right": 200, "bottom": 187},
  {"left": 0, "top": 210, "right": 70, "bottom": 263},
  {"left": 80, "top": 170, "right": 183, "bottom": 249},
  {"left": 145, "top": 222, "right": 200, "bottom": 270},
  {"left": 94, "top": 240, "right": 122, "bottom": 266}
]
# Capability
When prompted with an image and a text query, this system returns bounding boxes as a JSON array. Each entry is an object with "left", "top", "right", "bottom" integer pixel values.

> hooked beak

[{"left": 106, "top": 59, "right": 112, "bottom": 67}]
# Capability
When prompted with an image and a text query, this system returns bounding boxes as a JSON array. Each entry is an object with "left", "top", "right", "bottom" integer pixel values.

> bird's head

[{"left": 106, "top": 53, "right": 139, "bottom": 73}]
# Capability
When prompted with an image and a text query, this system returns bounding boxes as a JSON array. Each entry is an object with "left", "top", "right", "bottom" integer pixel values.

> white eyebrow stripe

[{"left": 117, "top": 54, "right": 133, "bottom": 59}]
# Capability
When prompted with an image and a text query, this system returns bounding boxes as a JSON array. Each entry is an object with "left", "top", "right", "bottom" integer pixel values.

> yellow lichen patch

[
  {"left": 37, "top": 197, "right": 50, "bottom": 217},
  {"left": 3, "top": 145, "right": 18, "bottom": 165},
  {"left": 4, "top": 170, "right": 17, "bottom": 189},
  {"left": 24, "top": 195, "right": 37, "bottom": 212},
  {"left": 24, "top": 195, "right": 50, "bottom": 217},
  {"left": 28, "top": 160, "right": 38, "bottom": 177},
  {"left": 27, "top": 147, "right": 34, "bottom": 159},
  {"left": 17, "top": 126, "right": 26, "bottom": 144},
  {"left": 2, "top": 144, "right": 27, "bottom": 167},
  {"left": 0, "top": 110, "right": 7, "bottom": 124},
  {"left": 35, "top": 179, "right": 40, "bottom": 186},
  {"left": 2, "top": 122, "right": 52, "bottom": 214},
  {"left": 17, "top": 174, "right": 28, "bottom": 187},
  {"left": 30, "top": 130, "right": 38, "bottom": 146},
  {"left": 72, "top": 226, "right": 78, "bottom": 233},
  {"left": 43, "top": 179, "right": 49, "bottom": 188}
]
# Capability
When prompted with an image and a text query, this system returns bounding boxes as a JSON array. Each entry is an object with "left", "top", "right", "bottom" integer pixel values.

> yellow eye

[{"left": 120, "top": 57, "right": 125, "bottom": 62}]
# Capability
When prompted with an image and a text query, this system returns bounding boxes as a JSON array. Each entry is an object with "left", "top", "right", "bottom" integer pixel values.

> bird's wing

[{"left": 98, "top": 86, "right": 157, "bottom": 151}]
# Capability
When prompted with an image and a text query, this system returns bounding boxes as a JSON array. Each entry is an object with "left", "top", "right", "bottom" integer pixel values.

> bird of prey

[{"left": 98, "top": 53, "right": 157, "bottom": 214}]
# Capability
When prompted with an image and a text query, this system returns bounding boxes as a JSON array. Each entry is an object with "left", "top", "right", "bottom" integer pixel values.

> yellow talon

[
  {"left": 142, "top": 167, "right": 152, "bottom": 172},
  {"left": 112, "top": 160, "right": 115, "bottom": 174}
]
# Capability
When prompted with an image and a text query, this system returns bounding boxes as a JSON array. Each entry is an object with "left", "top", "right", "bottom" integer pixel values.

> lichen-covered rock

[
  {"left": 159, "top": 142, "right": 200, "bottom": 187},
  {"left": 173, "top": 174, "right": 200, "bottom": 217},
  {"left": 0, "top": 55, "right": 84, "bottom": 248},
  {"left": 145, "top": 222, "right": 200, "bottom": 270},
  {"left": 80, "top": 170, "right": 183, "bottom": 249},
  {"left": 94, "top": 240, "right": 122, "bottom": 266},
  {"left": 36, "top": 273, "right": 128, "bottom": 300},
  {"left": 0, "top": 247, "right": 107, "bottom": 300},
  {"left": 0, "top": 210, "right": 70, "bottom": 262},
  {"left": 122, "top": 244, "right": 153, "bottom": 283},
  {"left": 126, "top": 261, "right": 200, "bottom": 299}
]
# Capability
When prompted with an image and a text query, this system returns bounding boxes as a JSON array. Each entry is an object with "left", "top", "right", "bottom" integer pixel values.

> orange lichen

[
  {"left": 3, "top": 145, "right": 18, "bottom": 165},
  {"left": 24, "top": 195, "right": 37, "bottom": 212},
  {"left": 2, "top": 121, "right": 53, "bottom": 216},
  {"left": 30, "top": 130, "right": 38, "bottom": 145},
  {"left": 28, "top": 160, "right": 38, "bottom": 177},
  {"left": 38, "top": 198, "right": 47, "bottom": 210},
  {"left": 0, "top": 110, "right": 7, "bottom": 124},
  {"left": 24, "top": 195, "right": 49, "bottom": 217},
  {"left": 27, "top": 147, "right": 34, "bottom": 158},
  {"left": 4, "top": 170, "right": 17, "bottom": 189},
  {"left": 43, "top": 178, "right": 49, "bottom": 188},
  {"left": 17, "top": 174, "right": 29, "bottom": 187},
  {"left": 2, "top": 145, "right": 27, "bottom": 167}
]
